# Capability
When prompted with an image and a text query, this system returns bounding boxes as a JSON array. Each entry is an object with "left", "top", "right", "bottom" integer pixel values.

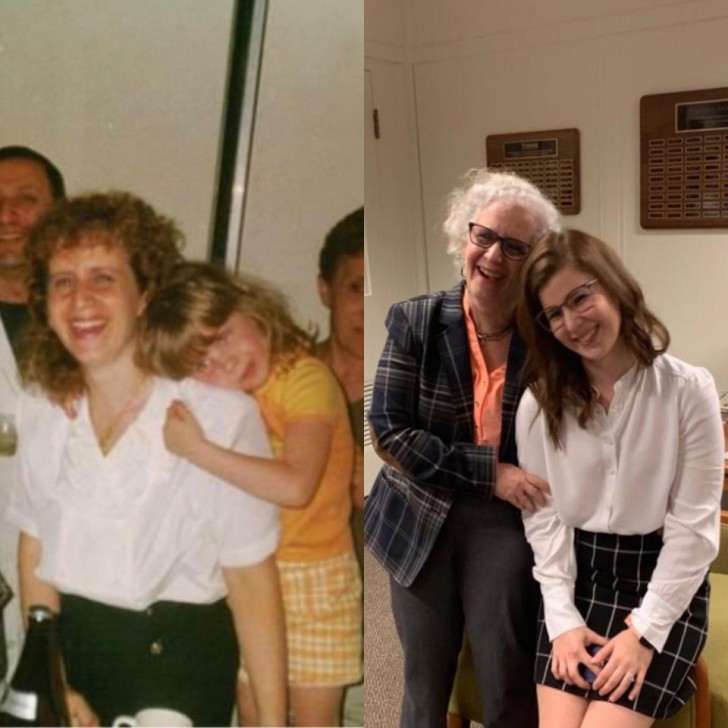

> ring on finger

[{"left": 625, "top": 672, "right": 636, "bottom": 683}]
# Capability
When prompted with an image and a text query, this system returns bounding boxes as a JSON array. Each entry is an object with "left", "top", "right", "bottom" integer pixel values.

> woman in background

[
  {"left": 315, "top": 207, "right": 365, "bottom": 571},
  {"left": 365, "top": 169, "right": 561, "bottom": 728},
  {"left": 315, "top": 208, "right": 365, "bottom": 727},
  {"left": 516, "top": 228, "right": 723, "bottom": 727},
  {"left": 10, "top": 192, "right": 286, "bottom": 726}
]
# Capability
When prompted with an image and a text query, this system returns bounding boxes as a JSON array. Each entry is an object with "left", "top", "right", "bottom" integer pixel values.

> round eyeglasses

[
  {"left": 467, "top": 223, "right": 531, "bottom": 261},
  {"left": 536, "top": 278, "right": 599, "bottom": 333}
]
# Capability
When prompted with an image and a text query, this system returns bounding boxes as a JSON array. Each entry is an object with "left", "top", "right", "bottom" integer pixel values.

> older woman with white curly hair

[{"left": 365, "top": 169, "right": 561, "bottom": 728}]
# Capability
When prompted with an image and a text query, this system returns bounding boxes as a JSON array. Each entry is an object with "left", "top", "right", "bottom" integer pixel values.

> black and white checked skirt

[{"left": 534, "top": 529, "right": 709, "bottom": 719}]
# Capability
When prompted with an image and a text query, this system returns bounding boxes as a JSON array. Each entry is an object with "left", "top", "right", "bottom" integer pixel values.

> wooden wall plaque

[
  {"left": 486, "top": 128, "right": 581, "bottom": 215},
  {"left": 640, "top": 87, "right": 728, "bottom": 229}
]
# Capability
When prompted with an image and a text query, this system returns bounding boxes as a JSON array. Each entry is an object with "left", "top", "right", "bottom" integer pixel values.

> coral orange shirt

[{"left": 463, "top": 298, "right": 506, "bottom": 448}]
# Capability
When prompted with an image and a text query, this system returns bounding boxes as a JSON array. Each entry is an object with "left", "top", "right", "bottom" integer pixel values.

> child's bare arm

[
  {"left": 163, "top": 400, "right": 206, "bottom": 458},
  {"left": 163, "top": 400, "right": 332, "bottom": 508}
]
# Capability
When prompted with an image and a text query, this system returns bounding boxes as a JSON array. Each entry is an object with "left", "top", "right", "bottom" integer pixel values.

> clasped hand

[
  {"left": 494, "top": 462, "right": 550, "bottom": 511},
  {"left": 552, "top": 625, "right": 654, "bottom": 702},
  {"left": 163, "top": 400, "right": 205, "bottom": 458}
]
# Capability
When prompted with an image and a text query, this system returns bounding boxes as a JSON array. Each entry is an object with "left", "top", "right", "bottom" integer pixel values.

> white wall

[
  {"left": 0, "top": 0, "right": 234, "bottom": 261},
  {"left": 240, "top": 0, "right": 364, "bottom": 333},
  {"left": 0, "top": 0, "right": 363, "bottom": 334},
  {"left": 365, "top": 0, "right": 430, "bottom": 491},
  {"left": 367, "top": 0, "right": 728, "bottom": 391}
]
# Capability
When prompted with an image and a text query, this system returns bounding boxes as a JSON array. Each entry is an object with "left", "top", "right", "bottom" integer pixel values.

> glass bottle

[{"left": 0, "top": 605, "right": 70, "bottom": 726}]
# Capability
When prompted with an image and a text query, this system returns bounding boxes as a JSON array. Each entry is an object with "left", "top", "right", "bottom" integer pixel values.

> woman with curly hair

[
  {"left": 516, "top": 228, "right": 723, "bottom": 727},
  {"left": 143, "top": 261, "right": 362, "bottom": 727},
  {"left": 9, "top": 192, "right": 286, "bottom": 726},
  {"left": 365, "top": 169, "right": 561, "bottom": 728}
]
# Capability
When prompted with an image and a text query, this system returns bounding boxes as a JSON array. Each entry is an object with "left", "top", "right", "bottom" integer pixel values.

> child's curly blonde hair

[{"left": 141, "top": 260, "right": 313, "bottom": 381}]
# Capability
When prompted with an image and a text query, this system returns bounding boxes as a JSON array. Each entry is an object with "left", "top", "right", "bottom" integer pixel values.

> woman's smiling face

[
  {"left": 538, "top": 264, "right": 625, "bottom": 369},
  {"left": 193, "top": 311, "right": 272, "bottom": 393},
  {"left": 462, "top": 201, "right": 538, "bottom": 311},
  {"left": 47, "top": 237, "right": 145, "bottom": 374}
]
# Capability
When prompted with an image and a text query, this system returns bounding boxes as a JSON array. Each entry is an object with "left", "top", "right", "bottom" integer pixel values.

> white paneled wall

[
  {"left": 366, "top": 0, "right": 728, "bottom": 396},
  {"left": 241, "top": 0, "right": 363, "bottom": 332}
]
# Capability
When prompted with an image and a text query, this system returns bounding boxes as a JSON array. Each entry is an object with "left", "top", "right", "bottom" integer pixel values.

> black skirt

[
  {"left": 534, "top": 529, "right": 709, "bottom": 719},
  {"left": 59, "top": 594, "right": 239, "bottom": 727}
]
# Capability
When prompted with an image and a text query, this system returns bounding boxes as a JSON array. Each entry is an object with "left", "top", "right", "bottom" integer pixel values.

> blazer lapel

[
  {"left": 435, "top": 283, "right": 528, "bottom": 459},
  {"left": 437, "top": 283, "right": 475, "bottom": 437},
  {"left": 500, "top": 331, "right": 527, "bottom": 460}
]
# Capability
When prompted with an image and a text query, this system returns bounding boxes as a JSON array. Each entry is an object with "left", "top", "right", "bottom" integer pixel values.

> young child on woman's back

[{"left": 142, "top": 261, "right": 362, "bottom": 727}]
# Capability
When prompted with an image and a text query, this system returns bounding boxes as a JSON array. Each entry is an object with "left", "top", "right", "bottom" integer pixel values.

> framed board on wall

[
  {"left": 640, "top": 87, "right": 728, "bottom": 229},
  {"left": 486, "top": 128, "right": 581, "bottom": 215}
]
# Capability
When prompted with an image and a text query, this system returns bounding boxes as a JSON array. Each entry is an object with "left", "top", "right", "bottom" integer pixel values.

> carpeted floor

[
  {"left": 364, "top": 547, "right": 404, "bottom": 727},
  {"left": 364, "top": 548, "right": 484, "bottom": 728}
]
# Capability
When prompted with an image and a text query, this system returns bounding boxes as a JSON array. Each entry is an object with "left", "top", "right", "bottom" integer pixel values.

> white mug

[{"left": 112, "top": 708, "right": 193, "bottom": 727}]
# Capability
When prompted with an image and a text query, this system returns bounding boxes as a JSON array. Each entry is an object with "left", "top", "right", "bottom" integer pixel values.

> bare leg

[
  {"left": 581, "top": 701, "right": 654, "bottom": 728},
  {"left": 291, "top": 685, "right": 345, "bottom": 727},
  {"left": 236, "top": 677, "right": 258, "bottom": 727},
  {"left": 536, "top": 685, "right": 589, "bottom": 728}
]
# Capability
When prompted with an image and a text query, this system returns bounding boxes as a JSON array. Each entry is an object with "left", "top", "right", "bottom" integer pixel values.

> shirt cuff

[
  {"left": 219, "top": 524, "right": 280, "bottom": 568},
  {"left": 6, "top": 507, "right": 39, "bottom": 539},
  {"left": 542, "top": 584, "right": 586, "bottom": 641},
  {"left": 630, "top": 591, "right": 679, "bottom": 653}
]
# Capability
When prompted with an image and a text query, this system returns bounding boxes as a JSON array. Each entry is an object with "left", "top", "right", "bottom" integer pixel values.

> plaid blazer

[{"left": 364, "top": 282, "right": 527, "bottom": 587}]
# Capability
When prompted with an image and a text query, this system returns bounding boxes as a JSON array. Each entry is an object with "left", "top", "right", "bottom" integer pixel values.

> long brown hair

[{"left": 517, "top": 229, "right": 670, "bottom": 447}]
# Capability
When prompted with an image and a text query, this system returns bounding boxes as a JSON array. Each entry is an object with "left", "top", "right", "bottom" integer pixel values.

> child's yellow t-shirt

[{"left": 255, "top": 355, "right": 354, "bottom": 562}]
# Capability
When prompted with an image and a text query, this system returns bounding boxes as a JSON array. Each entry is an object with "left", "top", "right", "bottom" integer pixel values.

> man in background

[
  {"left": 315, "top": 207, "right": 364, "bottom": 726},
  {"left": 0, "top": 145, "right": 65, "bottom": 685}
]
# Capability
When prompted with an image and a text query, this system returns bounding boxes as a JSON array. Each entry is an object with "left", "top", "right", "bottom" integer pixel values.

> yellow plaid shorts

[{"left": 279, "top": 551, "right": 363, "bottom": 686}]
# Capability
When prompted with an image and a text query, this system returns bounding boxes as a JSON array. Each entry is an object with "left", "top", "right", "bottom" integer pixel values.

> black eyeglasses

[
  {"left": 536, "top": 278, "right": 599, "bottom": 333},
  {"left": 467, "top": 223, "right": 532, "bottom": 261}
]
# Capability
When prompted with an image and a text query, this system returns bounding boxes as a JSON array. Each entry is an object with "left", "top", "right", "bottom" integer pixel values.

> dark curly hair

[
  {"left": 318, "top": 207, "right": 363, "bottom": 282},
  {"left": 517, "top": 228, "right": 670, "bottom": 448},
  {"left": 18, "top": 191, "right": 185, "bottom": 400},
  {"left": 0, "top": 145, "right": 66, "bottom": 199}
]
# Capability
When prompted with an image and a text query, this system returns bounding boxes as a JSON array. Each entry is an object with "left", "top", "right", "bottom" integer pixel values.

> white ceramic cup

[
  {"left": 112, "top": 708, "right": 193, "bottom": 727},
  {"left": 0, "top": 413, "right": 17, "bottom": 457}
]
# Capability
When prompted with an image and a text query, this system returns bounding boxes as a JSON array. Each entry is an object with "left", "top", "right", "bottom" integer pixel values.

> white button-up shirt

[
  {"left": 516, "top": 354, "right": 723, "bottom": 652},
  {"left": 8, "top": 377, "right": 280, "bottom": 611},
  {"left": 0, "top": 323, "right": 21, "bottom": 679}
]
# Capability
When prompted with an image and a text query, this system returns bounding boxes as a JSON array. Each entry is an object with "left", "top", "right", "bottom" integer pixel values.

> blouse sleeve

[
  {"left": 7, "top": 392, "right": 45, "bottom": 538},
  {"left": 630, "top": 371, "right": 723, "bottom": 652},
  {"left": 517, "top": 391, "right": 585, "bottom": 641},
  {"left": 278, "top": 359, "right": 342, "bottom": 425},
  {"left": 207, "top": 392, "right": 280, "bottom": 567},
  {"left": 368, "top": 302, "right": 497, "bottom": 498}
]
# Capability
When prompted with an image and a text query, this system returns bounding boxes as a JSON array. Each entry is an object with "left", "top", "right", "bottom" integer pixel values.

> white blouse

[
  {"left": 516, "top": 354, "right": 723, "bottom": 652},
  {"left": 8, "top": 377, "right": 280, "bottom": 611}
]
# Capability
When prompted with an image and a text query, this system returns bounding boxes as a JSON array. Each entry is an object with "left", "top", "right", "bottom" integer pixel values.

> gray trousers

[{"left": 389, "top": 493, "right": 540, "bottom": 728}]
